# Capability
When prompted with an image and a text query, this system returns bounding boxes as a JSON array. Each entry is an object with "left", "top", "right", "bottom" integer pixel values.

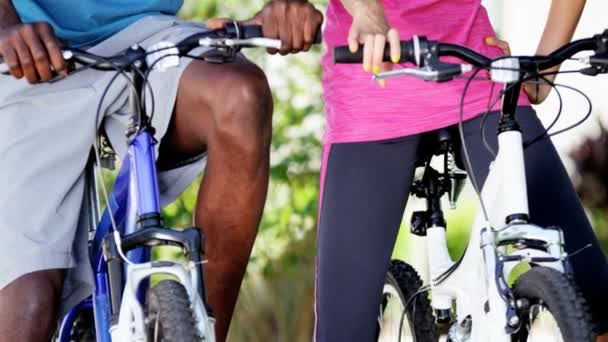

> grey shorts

[{"left": 0, "top": 15, "right": 210, "bottom": 313}]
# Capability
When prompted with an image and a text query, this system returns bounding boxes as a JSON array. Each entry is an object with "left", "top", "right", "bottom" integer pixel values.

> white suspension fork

[{"left": 495, "top": 130, "right": 529, "bottom": 221}]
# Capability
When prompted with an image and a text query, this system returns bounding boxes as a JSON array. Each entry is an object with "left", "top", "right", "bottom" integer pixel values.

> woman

[{"left": 315, "top": 0, "right": 608, "bottom": 340}]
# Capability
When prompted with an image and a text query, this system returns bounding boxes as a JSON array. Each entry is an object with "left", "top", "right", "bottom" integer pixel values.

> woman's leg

[
  {"left": 314, "top": 134, "right": 421, "bottom": 342},
  {"left": 459, "top": 106, "right": 608, "bottom": 334}
]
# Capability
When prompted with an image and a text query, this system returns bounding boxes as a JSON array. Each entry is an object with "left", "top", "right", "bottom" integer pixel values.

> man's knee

[
  {"left": 0, "top": 269, "right": 64, "bottom": 340},
  {"left": 181, "top": 59, "right": 273, "bottom": 153},
  {"left": 210, "top": 62, "right": 273, "bottom": 152}
]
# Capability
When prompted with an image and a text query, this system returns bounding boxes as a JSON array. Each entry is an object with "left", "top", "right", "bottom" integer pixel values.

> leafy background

[{"left": 113, "top": 1, "right": 608, "bottom": 341}]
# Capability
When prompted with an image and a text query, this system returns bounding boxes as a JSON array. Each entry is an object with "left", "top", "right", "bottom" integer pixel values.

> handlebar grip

[
  {"left": 0, "top": 50, "right": 73, "bottom": 76},
  {"left": 241, "top": 25, "right": 323, "bottom": 44},
  {"left": 313, "top": 29, "right": 323, "bottom": 45},
  {"left": 241, "top": 25, "right": 263, "bottom": 39},
  {"left": 333, "top": 46, "right": 365, "bottom": 64},
  {"left": 333, "top": 42, "right": 414, "bottom": 64}
]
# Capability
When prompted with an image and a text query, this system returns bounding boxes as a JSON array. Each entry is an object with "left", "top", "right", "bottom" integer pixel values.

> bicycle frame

[
  {"left": 56, "top": 50, "right": 212, "bottom": 342},
  {"left": 415, "top": 82, "right": 567, "bottom": 341}
]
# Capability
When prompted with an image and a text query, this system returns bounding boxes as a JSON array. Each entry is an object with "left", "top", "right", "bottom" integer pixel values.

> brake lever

[
  {"left": 374, "top": 63, "right": 472, "bottom": 82},
  {"left": 588, "top": 53, "right": 608, "bottom": 74},
  {"left": 575, "top": 53, "right": 608, "bottom": 76},
  {"left": 373, "top": 67, "right": 439, "bottom": 81}
]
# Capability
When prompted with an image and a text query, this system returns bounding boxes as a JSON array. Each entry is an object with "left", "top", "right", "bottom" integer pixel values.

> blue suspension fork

[{"left": 92, "top": 49, "right": 163, "bottom": 341}]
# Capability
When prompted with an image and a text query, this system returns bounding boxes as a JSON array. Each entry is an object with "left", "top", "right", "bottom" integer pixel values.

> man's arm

[
  {"left": 0, "top": 0, "right": 20, "bottom": 28},
  {"left": 0, "top": 0, "right": 65, "bottom": 83}
]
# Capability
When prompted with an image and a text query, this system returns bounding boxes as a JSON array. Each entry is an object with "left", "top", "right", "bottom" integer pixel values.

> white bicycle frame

[
  {"left": 413, "top": 88, "right": 567, "bottom": 340},
  {"left": 373, "top": 56, "right": 571, "bottom": 340}
]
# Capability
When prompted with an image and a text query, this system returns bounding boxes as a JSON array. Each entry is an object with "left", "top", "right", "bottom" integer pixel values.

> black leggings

[{"left": 315, "top": 106, "right": 608, "bottom": 341}]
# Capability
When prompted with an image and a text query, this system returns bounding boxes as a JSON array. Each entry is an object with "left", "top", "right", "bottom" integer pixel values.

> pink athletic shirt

[{"left": 322, "top": 0, "right": 529, "bottom": 143}]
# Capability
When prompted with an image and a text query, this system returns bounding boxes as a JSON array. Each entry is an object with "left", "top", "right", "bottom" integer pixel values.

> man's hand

[
  {"left": 207, "top": 0, "right": 323, "bottom": 55},
  {"left": 0, "top": 21, "right": 66, "bottom": 84}
]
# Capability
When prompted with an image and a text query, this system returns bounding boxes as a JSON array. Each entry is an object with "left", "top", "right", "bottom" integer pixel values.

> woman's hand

[
  {"left": 486, "top": 36, "right": 552, "bottom": 105},
  {"left": 346, "top": 1, "right": 399, "bottom": 87}
]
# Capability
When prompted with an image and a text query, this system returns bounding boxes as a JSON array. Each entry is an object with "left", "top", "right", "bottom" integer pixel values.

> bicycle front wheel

[
  {"left": 377, "top": 260, "right": 437, "bottom": 342},
  {"left": 511, "top": 267, "right": 594, "bottom": 342},
  {"left": 145, "top": 280, "right": 201, "bottom": 342},
  {"left": 69, "top": 309, "right": 96, "bottom": 342}
]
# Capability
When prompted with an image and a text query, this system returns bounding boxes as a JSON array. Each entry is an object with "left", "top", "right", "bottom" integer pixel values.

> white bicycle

[{"left": 334, "top": 30, "right": 608, "bottom": 341}]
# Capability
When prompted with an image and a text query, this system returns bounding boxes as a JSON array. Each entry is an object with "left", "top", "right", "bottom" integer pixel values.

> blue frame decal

[{"left": 58, "top": 130, "right": 162, "bottom": 342}]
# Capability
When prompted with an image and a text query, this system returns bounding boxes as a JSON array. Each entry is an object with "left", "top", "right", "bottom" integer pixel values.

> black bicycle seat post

[{"left": 126, "top": 46, "right": 150, "bottom": 137}]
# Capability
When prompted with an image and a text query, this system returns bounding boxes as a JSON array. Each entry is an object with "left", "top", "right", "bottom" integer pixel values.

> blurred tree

[{"left": 570, "top": 122, "right": 608, "bottom": 251}]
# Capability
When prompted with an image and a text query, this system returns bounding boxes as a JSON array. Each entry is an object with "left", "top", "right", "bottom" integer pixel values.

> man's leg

[
  {"left": 158, "top": 57, "right": 272, "bottom": 342},
  {"left": 0, "top": 269, "right": 64, "bottom": 341}
]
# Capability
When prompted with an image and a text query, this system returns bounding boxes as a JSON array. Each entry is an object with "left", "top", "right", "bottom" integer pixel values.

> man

[{"left": 0, "top": 1, "right": 323, "bottom": 341}]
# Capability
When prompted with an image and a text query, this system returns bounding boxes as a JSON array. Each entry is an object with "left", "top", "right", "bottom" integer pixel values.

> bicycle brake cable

[
  {"left": 523, "top": 76, "right": 592, "bottom": 147},
  {"left": 458, "top": 67, "right": 491, "bottom": 223}
]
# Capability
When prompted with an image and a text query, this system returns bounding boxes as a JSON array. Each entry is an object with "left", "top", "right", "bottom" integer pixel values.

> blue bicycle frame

[{"left": 56, "top": 47, "right": 207, "bottom": 342}]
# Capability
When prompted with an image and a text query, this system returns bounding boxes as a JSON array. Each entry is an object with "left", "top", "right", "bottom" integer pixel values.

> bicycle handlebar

[
  {"left": 332, "top": 40, "right": 491, "bottom": 66},
  {"left": 333, "top": 31, "right": 607, "bottom": 73},
  {"left": 0, "top": 23, "right": 322, "bottom": 75}
]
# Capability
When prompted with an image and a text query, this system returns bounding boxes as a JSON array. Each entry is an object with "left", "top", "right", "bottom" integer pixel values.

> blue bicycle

[{"left": 0, "top": 23, "right": 284, "bottom": 342}]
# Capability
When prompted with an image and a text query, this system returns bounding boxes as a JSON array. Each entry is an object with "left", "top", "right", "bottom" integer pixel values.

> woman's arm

[
  {"left": 528, "top": 0, "right": 586, "bottom": 103},
  {"left": 537, "top": 0, "right": 585, "bottom": 56},
  {"left": 487, "top": 0, "right": 586, "bottom": 104},
  {"left": 340, "top": 0, "right": 380, "bottom": 18}
]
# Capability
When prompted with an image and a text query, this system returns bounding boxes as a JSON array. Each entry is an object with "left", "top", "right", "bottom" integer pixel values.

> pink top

[{"left": 322, "top": 0, "right": 529, "bottom": 143}]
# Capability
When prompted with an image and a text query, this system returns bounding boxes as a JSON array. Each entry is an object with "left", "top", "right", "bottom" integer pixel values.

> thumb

[
  {"left": 206, "top": 17, "right": 231, "bottom": 30},
  {"left": 207, "top": 17, "right": 261, "bottom": 30},
  {"left": 485, "top": 36, "right": 511, "bottom": 56},
  {"left": 207, "top": 16, "right": 262, "bottom": 31},
  {"left": 240, "top": 16, "right": 261, "bottom": 26}
]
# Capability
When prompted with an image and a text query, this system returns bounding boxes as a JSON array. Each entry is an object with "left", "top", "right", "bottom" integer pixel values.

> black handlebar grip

[
  {"left": 241, "top": 25, "right": 323, "bottom": 44},
  {"left": 333, "top": 42, "right": 415, "bottom": 64},
  {"left": 241, "top": 25, "right": 263, "bottom": 39},
  {"left": 313, "top": 29, "right": 323, "bottom": 44}
]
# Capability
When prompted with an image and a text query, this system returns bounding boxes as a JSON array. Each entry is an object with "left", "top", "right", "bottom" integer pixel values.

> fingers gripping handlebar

[
  {"left": 333, "top": 30, "right": 608, "bottom": 79},
  {"left": 333, "top": 36, "right": 490, "bottom": 67},
  {"left": 0, "top": 23, "right": 323, "bottom": 76}
]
